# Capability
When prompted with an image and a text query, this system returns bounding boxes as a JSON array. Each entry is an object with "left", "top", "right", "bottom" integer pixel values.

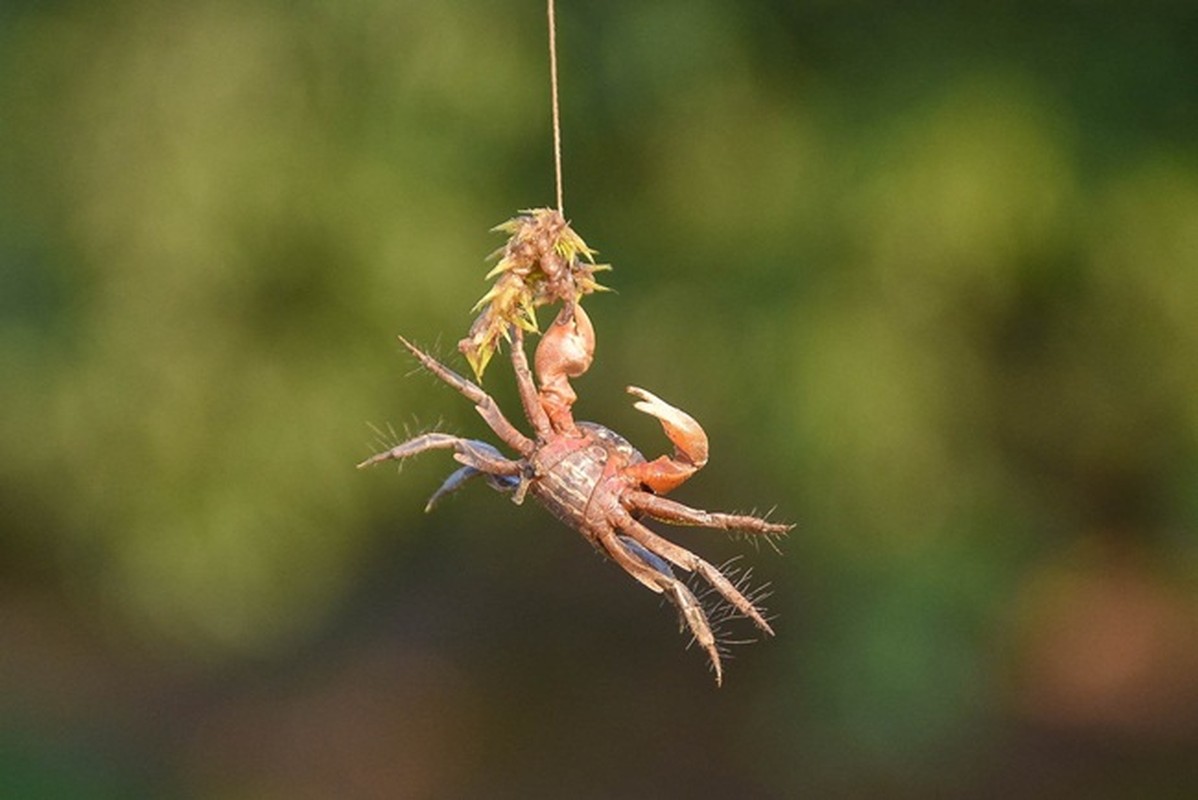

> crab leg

[
  {"left": 356, "top": 432, "right": 523, "bottom": 476},
  {"left": 423, "top": 465, "right": 520, "bottom": 512},
  {"left": 624, "top": 491, "right": 792, "bottom": 535},
  {"left": 617, "top": 535, "right": 676, "bottom": 580},
  {"left": 594, "top": 524, "right": 724, "bottom": 685},
  {"left": 398, "top": 337, "right": 534, "bottom": 457},
  {"left": 611, "top": 508, "right": 774, "bottom": 636},
  {"left": 509, "top": 327, "right": 554, "bottom": 441},
  {"left": 424, "top": 465, "right": 481, "bottom": 511}
]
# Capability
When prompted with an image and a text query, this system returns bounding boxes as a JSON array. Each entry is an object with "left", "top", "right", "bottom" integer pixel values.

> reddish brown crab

[{"left": 359, "top": 303, "right": 790, "bottom": 684}]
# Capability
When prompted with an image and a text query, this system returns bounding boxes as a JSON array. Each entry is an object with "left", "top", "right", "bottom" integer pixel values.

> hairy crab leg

[
  {"left": 624, "top": 491, "right": 792, "bottom": 535},
  {"left": 612, "top": 509, "right": 775, "bottom": 636},
  {"left": 398, "top": 336, "right": 534, "bottom": 457},
  {"left": 594, "top": 525, "right": 723, "bottom": 685},
  {"left": 509, "top": 327, "right": 554, "bottom": 441},
  {"left": 356, "top": 433, "right": 523, "bottom": 476}
]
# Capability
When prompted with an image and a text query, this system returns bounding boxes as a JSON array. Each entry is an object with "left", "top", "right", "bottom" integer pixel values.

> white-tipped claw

[{"left": 626, "top": 386, "right": 709, "bottom": 467}]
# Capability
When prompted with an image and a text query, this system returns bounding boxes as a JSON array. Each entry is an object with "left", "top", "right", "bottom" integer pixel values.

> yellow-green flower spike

[{"left": 458, "top": 208, "right": 612, "bottom": 380}]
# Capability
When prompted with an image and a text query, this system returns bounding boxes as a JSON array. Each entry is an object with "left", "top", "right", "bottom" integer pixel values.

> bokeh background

[{"left": 3, "top": 1, "right": 1198, "bottom": 797}]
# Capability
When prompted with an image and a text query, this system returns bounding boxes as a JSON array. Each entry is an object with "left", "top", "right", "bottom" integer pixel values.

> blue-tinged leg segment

[{"left": 618, "top": 535, "right": 676, "bottom": 579}]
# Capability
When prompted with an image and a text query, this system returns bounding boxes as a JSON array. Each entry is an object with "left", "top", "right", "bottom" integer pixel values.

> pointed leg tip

[
  {"left": 751, "top": 608, "right": 777, "bottom": 636},
  {"left": 396, "top": 335, "right": 421, "bottom": 357},
  {"left": 703, "top": 644, "right": 724, "bottom": 687}
]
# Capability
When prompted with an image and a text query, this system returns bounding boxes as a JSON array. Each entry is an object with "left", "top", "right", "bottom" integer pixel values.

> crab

[{"left": 359, "top": 303, "right": 791, "bottom": 684}]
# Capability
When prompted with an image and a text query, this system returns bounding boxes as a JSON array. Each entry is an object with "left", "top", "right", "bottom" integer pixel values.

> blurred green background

[{"left": 3, "top": 1, "right": 1198, "bottom": 797}]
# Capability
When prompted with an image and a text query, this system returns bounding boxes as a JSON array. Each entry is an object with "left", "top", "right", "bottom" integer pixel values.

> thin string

[{"left": 547, "top": 0, "right": 564, "bottom": 214}]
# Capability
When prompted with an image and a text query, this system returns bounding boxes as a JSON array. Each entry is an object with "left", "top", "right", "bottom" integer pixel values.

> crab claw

[
  {"left": 627, "top": 386, "right": 709, "bottom": 467},
  {"left": 624, "top": 386, "right": 709, "bottom": 494},
  {"left": 534, "top": 303, "right": 596, "bottom": 435}
]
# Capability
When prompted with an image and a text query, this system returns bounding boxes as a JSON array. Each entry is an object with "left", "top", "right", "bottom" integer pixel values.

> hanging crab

[{"left": 359, "top": 302, "right": 790, "bottom": 684}]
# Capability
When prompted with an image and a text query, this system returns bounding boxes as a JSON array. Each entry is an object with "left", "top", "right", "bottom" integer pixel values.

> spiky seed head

[{"left": 459, "top": 208, "right": 611, "bottom": 379}]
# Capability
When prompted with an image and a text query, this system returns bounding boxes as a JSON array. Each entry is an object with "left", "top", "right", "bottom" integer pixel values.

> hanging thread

[{"left": 547, "top": 0, "right": 564, "bottom": 214}]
